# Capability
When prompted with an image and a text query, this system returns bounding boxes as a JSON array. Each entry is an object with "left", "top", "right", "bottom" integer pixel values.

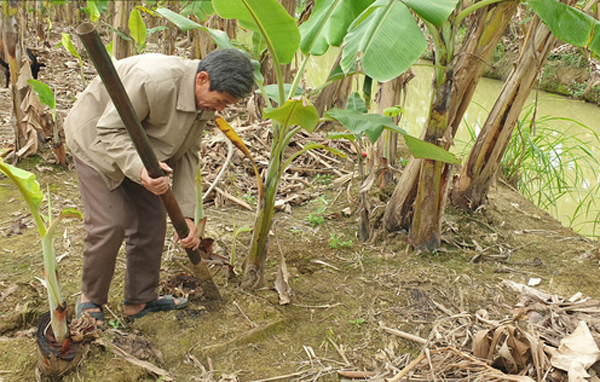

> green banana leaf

[
  {"left": 181, "top": 0, "right": 214, "bottom": 23},
  {"left": 299, "top": 0, "right": 375, "bottom": 56},
  {"left": 0, "top": 159, "right": 43, "bottom": 228},
  {"left": 341, "top": 0, "right": 427, "bottom": 82},
  {"left": 102, "top": 22, "right": 132, "bottom": 42},
  {"left": 529, "top": 0, "right": 600, "bottom": 56},
  {"left": 346, "top": 92, "right": 368, "bottom": 113},
  {"left": 85, "top": 0, "right": 100, "bottom": 22},
  {"left": 61, "top": 33, "right": 81, "bottom": 60},
  {"left": 325, "top": 108, "right": 458, "bottom": 164},
  {"left": 326, "top": 107, "right": 399, "bottom": 143},
  {"left": 261, "top": 84, "right": 304, "bottom": 102},
  {"left": 251, "top": 31, "right": 268, "bottom": 60},
  {"left": 403, "top": 0, "right": 459, "bottom": 27},
  {"left": 157, "top": 8, "right": 264, "bottom": 86},
  {"left": 27, "top": 79, "right": 55, "bottom": 111},
  {"left": 46, "top": 208, "right": 83, "bottom": 238},
  {"left": 328, "top": 132, "right": 356, "bottom": 142},
  {"left": 213, "top": 0, "right": 300, "bottom": 65},
  {"left": 263, "top": 98, "right": 320, "bottom": 133},
  {"left": 383, "top": 105, "right": 404, "bottom": 117},
  {"left": 156, "top": 7, "right": 234, "bottom": 49},
  {"left": 129, "top": 9, "right": 147, "bottom": 51},
  {"left": 403, "top": 135, "right": 458, "bottom": 165},
  {"left": 95, "top": 0, "right": 109, "bottom": 14}
]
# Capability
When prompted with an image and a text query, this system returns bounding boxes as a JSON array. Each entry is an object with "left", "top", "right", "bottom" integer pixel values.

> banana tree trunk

[
  {"left": 445, "top": 0, "right": 520, "bottom": 139},
  {"left": 357, "top": 191, "right": 370, "bottom": 241},
  {"left": 36, "top": 312, "right": 85, "bottom": 379},
  {"left": 161, "top": 1, "right": 180, "bottom": 56},
  {"left": 190, "top": 14, "right": 208, "bottom": 60},
  {"left": 408, "top": 78, "right": 453, "bottom": 250},
  {"left": 383, "top": 1, "right": 519, "bottom": 249},
  {"left": 32, "top": 1, "right": 46, "bottom": 46},
  {"left": 194, "top": 15, "right": 237, "bottom": 59},
  {"left": 451, "top": 13, "right": 560, "bottom": 210},
  {"left": 373, "top": 69, "right": 414, "bottom": 170},
  {"left": 113, "top": 1, "right": 134, "bottom": 59},
  {"left": 313, "top": 52, "right": 353, "bottom": 117},
  {"left": 383, "top": 157, "right": 420, "bottom": 231},
  {"left": 241, "top": 148, "right": 284, "bottom": 290},
  {"left": 2, "top": 0, "right": 36, "bottom": 160}
]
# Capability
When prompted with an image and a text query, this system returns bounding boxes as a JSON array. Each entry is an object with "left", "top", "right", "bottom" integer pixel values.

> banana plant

[
  {"left": 27, "top": 79, "right": 68, "bottom": 167},
  {"left": 0, "top": 159, "right": 82, "bottom": 344},
  {"left": 327, "top": 91, "right": 458, "bottom": 241},
  {"left": 60, "top": 33, "right": 87, "bottom": 88},
  {"left": 454, "top": 0, "right": 600, "bottom": 214},
  {"left": 344, "top": 0, "right": 600, "bottom": 250},
  {"left": 81, "top": 0, "right": 100, "bottom": 22},
  {"left": 128, "top": 8, "right": 147, "bottom": 54},
  {"left": 211, "top": 0, "right": 458, "bottom": 289}
]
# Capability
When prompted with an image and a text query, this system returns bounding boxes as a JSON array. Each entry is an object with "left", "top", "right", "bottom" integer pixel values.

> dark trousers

[{"left": 74, "top": 156, "right": 166, "bottom": 305}]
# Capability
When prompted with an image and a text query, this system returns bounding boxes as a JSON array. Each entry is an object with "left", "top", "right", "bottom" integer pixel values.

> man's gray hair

[{"left": 197, "top": 49, "right": 254, "bottom": 99}]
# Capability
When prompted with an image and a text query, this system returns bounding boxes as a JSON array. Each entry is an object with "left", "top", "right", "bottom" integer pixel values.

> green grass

[
  {"left": 501, "top": 104, "right": 600, "bottom": 230},
  {"left": 458, "top": 101, "right": 600, "bottom": 237},
  {"left": 306, "top": 196, "right": 328, "bottom": 227},
  {"left": 329, "top": 233, "right": 353, "bottom": 249}
]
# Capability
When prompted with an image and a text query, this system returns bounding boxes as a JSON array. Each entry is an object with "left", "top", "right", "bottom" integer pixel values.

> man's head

[{"left": 195, "top": 49, "right": 254, "bottom": 112}]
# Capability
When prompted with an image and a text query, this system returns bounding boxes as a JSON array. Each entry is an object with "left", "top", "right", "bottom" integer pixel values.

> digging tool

[{"left": 75, "top": 22, "right": 220, "bottom": 300}]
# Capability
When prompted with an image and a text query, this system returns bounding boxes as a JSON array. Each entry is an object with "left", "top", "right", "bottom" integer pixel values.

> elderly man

[{"left": 65, "top": 49, "right": 254, "bottom": 327}]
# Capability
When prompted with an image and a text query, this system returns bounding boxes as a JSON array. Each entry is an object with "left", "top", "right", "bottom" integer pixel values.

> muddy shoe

[
  {"left": 124, "top": 295, "right": 188, "bottom": 322},
  {"left": 75, "top": 299, "right": 106, "bottom": 330}
]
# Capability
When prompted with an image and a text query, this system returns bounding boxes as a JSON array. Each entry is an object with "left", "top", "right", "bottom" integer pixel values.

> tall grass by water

[{"left": 457, "top": 101, "right": 600, "bottom": 237}]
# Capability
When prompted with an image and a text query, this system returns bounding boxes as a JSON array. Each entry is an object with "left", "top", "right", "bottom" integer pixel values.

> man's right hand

[{"left": 141, "top": 162, "right": 172, "bottom": 195}]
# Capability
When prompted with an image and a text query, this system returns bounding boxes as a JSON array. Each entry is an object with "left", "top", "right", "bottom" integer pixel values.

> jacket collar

[{"left": 177, "top": 60, "right": 200, "bottom": 113}]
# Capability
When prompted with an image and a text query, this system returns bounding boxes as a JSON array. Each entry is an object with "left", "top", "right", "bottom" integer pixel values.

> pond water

[{"left": 306, "top": 54, "right": 600, "bottom": 238}]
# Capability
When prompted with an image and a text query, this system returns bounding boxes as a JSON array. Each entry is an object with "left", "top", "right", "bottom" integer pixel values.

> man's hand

[
  {"left": 173, "top": 218, "right": 200, "bottom": 250},
  {"left": 141, "top": 162, "right": 172, "bottom": 195}
]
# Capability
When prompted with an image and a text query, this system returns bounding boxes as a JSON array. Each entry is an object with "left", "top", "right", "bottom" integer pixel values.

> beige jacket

[{"left": 65, "top": 54, "right": 213, "bottom": 217}]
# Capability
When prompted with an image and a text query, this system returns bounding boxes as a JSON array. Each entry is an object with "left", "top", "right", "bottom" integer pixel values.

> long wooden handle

[{"left": 75, "top": 23, "right": 213, "bottom": 279}]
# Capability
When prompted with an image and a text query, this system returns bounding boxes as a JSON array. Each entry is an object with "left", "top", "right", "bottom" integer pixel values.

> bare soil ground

[
  {"left": 1, "top": 25, "right": 599, "bottom": 382},
  {"left": 1, "top": 145, "right": 598, "bottom": 382}
]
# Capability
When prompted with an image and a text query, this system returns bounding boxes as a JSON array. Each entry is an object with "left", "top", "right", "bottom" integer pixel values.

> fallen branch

[
  {"left": 203, "top": 138, "right": 234, "bottom": 202},
  {"left": 379, "top": 322, "right": 427, "bottom": 345},
  {"left": 233, "top": 300, "right": 257, "bottom": 327},
  {"left": 387, "top": 351, "right": 426, "bottom": 382},
  {"left": 249, "top": 369, "right": 309, "bottom": 382},
  {"left": 338, "top": 369, "right": 377, "bottom": 378},
  {"left": 502, "top": 279, "right": 554, "bottom": 302},
  {"left": 215, "top": 186, "right": 253, "bottom": 210},
  {"left": 292, "top": 303, "right": 343, "bottom": 309},
  {"left": 327, "top": 336, "right": 351, "bottom": 366}
]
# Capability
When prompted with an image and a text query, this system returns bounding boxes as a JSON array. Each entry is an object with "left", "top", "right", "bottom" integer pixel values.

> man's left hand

[{"left": 173, "top": 218, "right": 200, "bottom": 250}]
